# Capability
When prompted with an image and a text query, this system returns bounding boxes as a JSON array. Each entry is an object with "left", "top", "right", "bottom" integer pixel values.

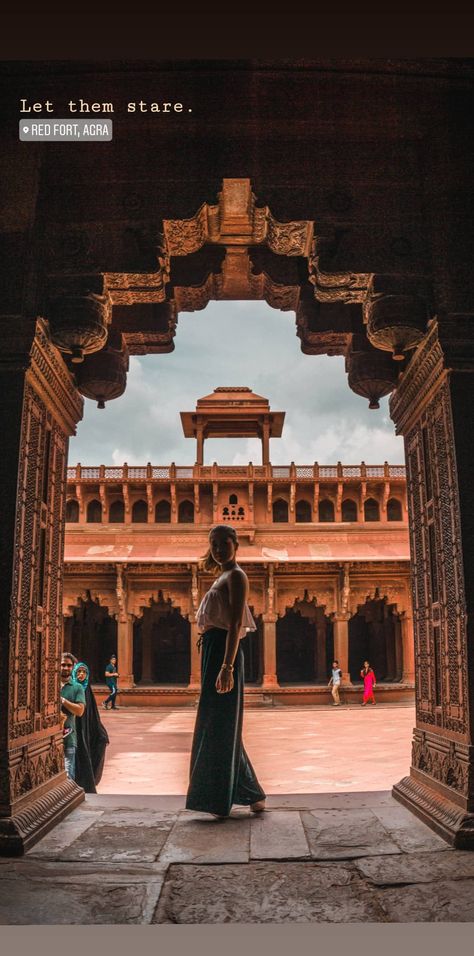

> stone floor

[
  {"left": 2, "top": 704, "right": 474, "bottom": 924},
  {"left": 2, "top": 791, "right": 474, "bottom": 923},
  {"left": 98, "top": 702, "right": 416, "bottom": 794}
]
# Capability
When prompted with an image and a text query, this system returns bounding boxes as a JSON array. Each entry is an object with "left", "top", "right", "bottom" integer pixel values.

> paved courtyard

[
  {"left": 98, "top": 702, "right": 416, "bottom": 794},
  {"left": 2, "top": 704, "right": 474, "bottom": 924}
]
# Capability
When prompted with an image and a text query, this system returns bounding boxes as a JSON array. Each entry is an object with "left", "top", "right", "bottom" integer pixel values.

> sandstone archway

[{"left": 2, "top": 60, "right": 473, "bottom": 852}]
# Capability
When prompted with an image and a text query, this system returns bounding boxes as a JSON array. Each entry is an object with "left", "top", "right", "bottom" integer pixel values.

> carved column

[
  {"left": 390, "top": 318, "right": 474, "bottom": 847},
  {"left": 115, "top": 565, "right": 133, "bottom": 688},
  {"left": 188, "top": 618, "right": 201, "bottom": 690},
  {"left": 334, "top": 563, "right": 352, "bottom": 684},
  {"left": 262, "top": 565, "right": 279, "bottom": 689},
  {"left": 196, "top": 422, "right": 204, "bottom": 466},
  {"left": 262, "top": 419, "right": 270, "bottom": 465},
  {"left": 188, "top": 567, "right": 201, "bottom": 689},
  {"left": 0, "top": 319, "right": 85, "bottom": 855},
  {"left": 141, "top": 616, "right": 154, "bottom": 683},
  {"left": 262, "top": 616, "right": 279, "bottom": 689},
  {"left": 117, "top": 617, "right": 134, "bottom": 689},
  {"left": 332, "top": 615, "right": 351, "bottom": 685},
  {"left": 400, "top": 610, "right": 415, "bottom": 684}
]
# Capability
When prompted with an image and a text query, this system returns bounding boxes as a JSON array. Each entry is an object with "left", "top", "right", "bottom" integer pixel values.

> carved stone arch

[
  {"left": 130, "top": 586, "right": 191, "bottom": 620},
  {"left": 276, "top": 584, "right": 336, "bottom": 618},
  {"left": 349, "top": 583, "right": 409, "bottom": 619}
]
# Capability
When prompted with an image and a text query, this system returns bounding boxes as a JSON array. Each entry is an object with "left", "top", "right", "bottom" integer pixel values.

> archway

[
  {"left": 64, "top": 592, "right": 117, "bottom": 683},
  {"left": 277, "top": 597, "right": 333, "bottom": 685},
  {"left": 133, "top": 592, "right": 191, "bottom": 685},
  {"left": 349, "top": 597, "right": 402, "bottom": 684},
  {"left": 2, "top": 112, "right": 473, "bottom": 854}
]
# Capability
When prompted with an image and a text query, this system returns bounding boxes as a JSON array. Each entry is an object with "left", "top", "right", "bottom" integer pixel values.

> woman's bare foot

[{"left": 250, "top": 800, "right": 266, "bottom": 813}]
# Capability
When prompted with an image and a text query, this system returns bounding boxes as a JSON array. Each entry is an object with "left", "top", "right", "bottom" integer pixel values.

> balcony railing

[{"left": 67, "top": 462, "right": 406, "bottom": 482}]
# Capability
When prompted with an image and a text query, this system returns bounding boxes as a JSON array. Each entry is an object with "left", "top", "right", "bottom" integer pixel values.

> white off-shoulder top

[{"left": 196, "top": 580, "right": 256, "bottom": 639}]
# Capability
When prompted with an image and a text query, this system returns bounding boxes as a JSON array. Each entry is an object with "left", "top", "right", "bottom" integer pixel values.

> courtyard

[{"left": 98, "top": 702, "right": 415, "bottom": 795}]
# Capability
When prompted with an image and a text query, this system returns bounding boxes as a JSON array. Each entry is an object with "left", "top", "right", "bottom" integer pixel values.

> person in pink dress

[{"left": 360, "top": 660, "right": 376, "bottom": 705}]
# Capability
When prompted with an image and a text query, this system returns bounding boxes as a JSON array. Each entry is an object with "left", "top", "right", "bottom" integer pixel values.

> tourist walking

[
  {"left": 360, "top": 660, "right": 376, "bottom": 705},
  {"left": 60, "top": 652, "right": 86, "bottom": 781},
  {"left": 328, "top": 659, "right": 342, "bottom": 705},
  {"left": 186, "top": 524, "right": 266, "bottom": 818},
  {"left": 103, "top": 654, "right": 119, "bottom": 709},
  {"left": 72, "top": 661, "right": 109, "bottom": 792}
]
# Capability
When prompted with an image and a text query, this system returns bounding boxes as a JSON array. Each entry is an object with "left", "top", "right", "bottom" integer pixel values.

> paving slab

[
  {"left": 84, "top": 794, "right": 186, "bottom": 811},
  {"left": 370, "top": 805, "right": 450, "bottom": 854},
  {"left": 159, "top": 811, "right": 250, "bottom": 864},
  {"left": 375, "top": 879, "right": 474, "bottom": 922},
  {"left": 0, "top": 862, "right": 166, "bottom": 924},
  {"left": 302, "top": 808, "right": 401, "bottom": 860},
  {"left": 153, "top": 862, "right": 383, "bottom": 923},
  {"left": 27, "top": 810, "right": 104, "bottom": 859},
  {"left": 58, "top": 811, "right": 177, "bottom": 862},
  {"left": 355, "top": 849, "right": 474, "bottom": 886},
  {"left": 266, "top": 791, "right": 395, "bottom": 810},
  {"left": 250, "top": 811, "right": 310, "bottom": 860}
]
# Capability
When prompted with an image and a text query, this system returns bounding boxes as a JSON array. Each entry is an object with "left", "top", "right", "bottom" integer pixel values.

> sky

[{"left": 68, "top": 301, "right": 405, "bottom": 467}]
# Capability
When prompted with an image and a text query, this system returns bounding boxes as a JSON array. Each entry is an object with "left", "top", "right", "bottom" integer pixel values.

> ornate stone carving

[
  {"left": 174, "top": 262, "right": 299, "bottom": 312},
  {"left": 411, "top": 731, "right": 470, "bottom": 797},
  {"left": 105, "top": 268, "right": 170, "bottom": 305},
  {"left": 309, "top": 237, "right": 370, "bottom": 304},
  {"left": 75, "top": 330, "right": 129, "bottom": 409},
  {"left": 346, "top": 346, "right": 400, "bottom": 409},
  {"left": 390, "top": 321, "right": 443, "bottom": 435},
  {"left": 266, "top": 214, "right": 313, "bottom": 258},
  {"left": 46, "top": 276, "right": 112, "bottom": 364},
  {"left": 163, "top": 179, "right": 312, "bottom": 258},
  {"left": 27, "top": 319, "right": 84, "bottom": 436}
]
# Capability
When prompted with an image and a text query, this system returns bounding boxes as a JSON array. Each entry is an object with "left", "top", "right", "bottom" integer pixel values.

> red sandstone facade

[{"left": 63, "top": 388, "right": 414, "bottom": 705}]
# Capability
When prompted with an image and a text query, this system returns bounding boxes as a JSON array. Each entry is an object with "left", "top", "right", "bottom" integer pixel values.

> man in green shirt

[
  {"left": 61, "top": 652, "right": 86, "bottom": 781},
  {"left": 103, "top": 654, "right": 119, "bottom": 709}
]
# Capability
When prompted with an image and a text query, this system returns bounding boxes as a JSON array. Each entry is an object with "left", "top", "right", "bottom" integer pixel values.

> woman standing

[
  {"left": 186, "top": 525, "right": 266, "bottom": 818},
  {"left": 360, "top": 660, "right": 376, "bottom": 705},
  {"left": 72, "top": 661, "right": 110, "bottom": 792}
]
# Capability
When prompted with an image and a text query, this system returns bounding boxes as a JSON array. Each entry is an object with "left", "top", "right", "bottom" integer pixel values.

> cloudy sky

[{"left": 68, "top": 301, "right": 405, "bottom": 467}]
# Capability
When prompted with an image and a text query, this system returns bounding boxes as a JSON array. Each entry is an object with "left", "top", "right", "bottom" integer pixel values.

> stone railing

[{"left": 67, "top": 462, "right": 406, "bottom": 482}]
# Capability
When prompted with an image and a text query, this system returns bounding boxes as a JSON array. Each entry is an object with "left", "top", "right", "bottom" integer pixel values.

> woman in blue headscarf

[{"left": 72, "top": 662, "right": 109, "bottom": 792}]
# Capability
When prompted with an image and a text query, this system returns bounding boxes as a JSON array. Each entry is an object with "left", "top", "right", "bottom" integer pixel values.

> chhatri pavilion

[{"left": 63, "top": 387, "right": 413, "bottom": 705}]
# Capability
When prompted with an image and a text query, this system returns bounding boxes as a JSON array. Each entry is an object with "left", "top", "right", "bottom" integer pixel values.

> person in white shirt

[
  {"left": 328, "top": 660, "right": 342, "bottom": 705},
  {"left": 185, "top": 524, "right": 266, "bottom": 818}
]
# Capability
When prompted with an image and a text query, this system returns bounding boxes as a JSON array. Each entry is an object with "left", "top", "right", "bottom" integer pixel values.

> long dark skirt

[{"left": 185, "top": 627, "right": 266, "bottom": 816}]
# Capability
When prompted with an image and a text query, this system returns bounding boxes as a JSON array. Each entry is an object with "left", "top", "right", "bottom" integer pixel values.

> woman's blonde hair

[{"left": 200, "top": 524, "right": 238, "bottom": 574}]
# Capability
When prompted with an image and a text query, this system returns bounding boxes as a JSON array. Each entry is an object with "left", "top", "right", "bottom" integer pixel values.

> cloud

[{"left": 69, "top": 301, "right": 405, "bottom": 466}]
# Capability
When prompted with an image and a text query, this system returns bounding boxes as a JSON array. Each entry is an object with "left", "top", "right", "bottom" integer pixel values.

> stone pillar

[
  {"left": 262, "top": 419, "right": 270, "bottom": 465},
  {"left": 188, "top": 617, "right": 201, "bottom": 690},
  {"left": 262, "top": 615, "right": 279, "bottom": 689},
  {"left": 315, "top": 620, "right": 327, "bottom": 681},
  {"left": 196, "top": 424, "right": 204, "bottom": 466},
  {"left": 117, "top": 616, "right": 134, "bottom": 689},
  {"left": 141, "top": 617, "right": 154, "bottom": 683},
  {"left": 390, "top": 317, "right": 474, "bottom": 846},
  {"left": 0, "top": 320, "right": 85, "bottom": 855},
  {"left": 332, "top": 614, "right": 352, "bottom": 685},
  {"left": 400, "top": 610, "right": 415, "bottom": 684}
]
